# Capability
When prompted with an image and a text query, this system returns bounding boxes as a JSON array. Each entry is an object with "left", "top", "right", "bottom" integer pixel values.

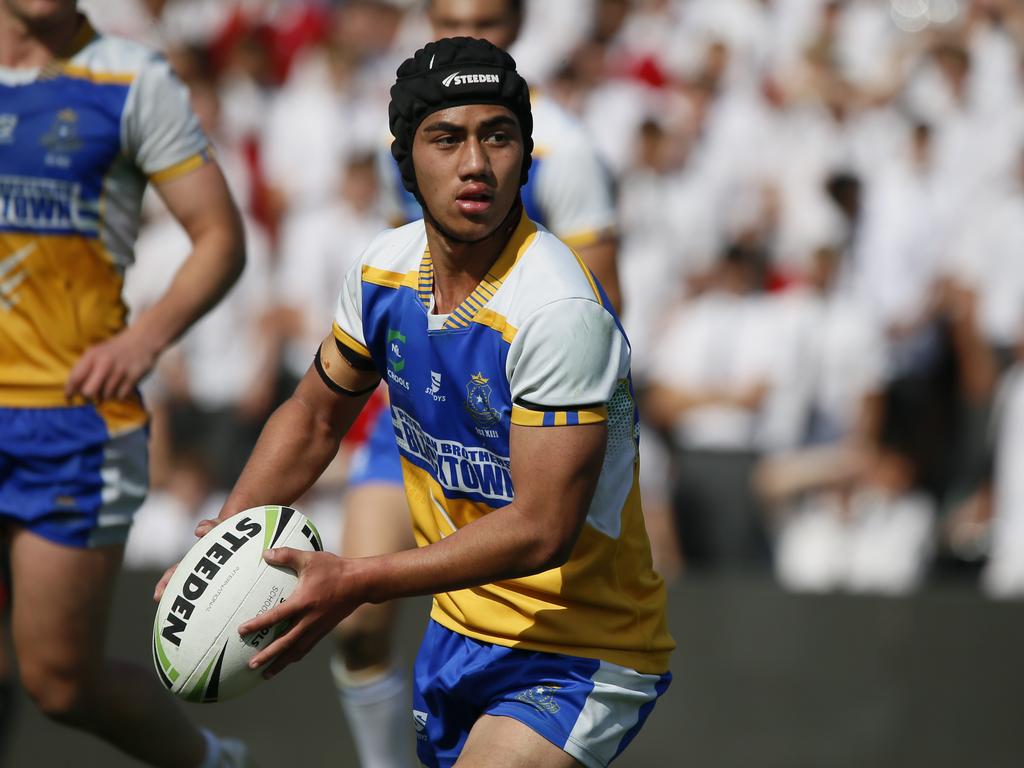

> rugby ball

[{"left": 152, "top": 505, "right": 323, "bottom": 702}]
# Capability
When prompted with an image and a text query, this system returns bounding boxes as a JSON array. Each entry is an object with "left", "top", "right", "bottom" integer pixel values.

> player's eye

[
  {"left": 485, "top": 132, "right": 510, "bottom": 146},
  {"left": 434, "top": 135, "right": 460, "bottom": 147}
]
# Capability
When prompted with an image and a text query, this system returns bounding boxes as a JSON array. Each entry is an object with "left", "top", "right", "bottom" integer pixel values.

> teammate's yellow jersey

[
  {"left": 0, "top": 17, "right": 209, "bottom": 426},
  {"left": 334, "top": 213, "right": 674, "bottom": 674}
]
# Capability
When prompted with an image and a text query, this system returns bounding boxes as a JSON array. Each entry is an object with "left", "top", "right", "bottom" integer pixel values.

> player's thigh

[
  {"left": 341, "top": 481, "right": 415, "bottom": 558},
  {"left": 10, "top": 528, "right": 124, "bottom": 683},
  {"left": 337, "top": 482, "right": 412, "bottom": 639},
  {"left": 456, "top": 715, "right": 584, "bottom": 768}
]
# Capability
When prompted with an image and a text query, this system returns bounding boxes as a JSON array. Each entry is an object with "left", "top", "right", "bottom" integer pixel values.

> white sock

[{"left": 332, "top": 655, "right": 413, "bottom": 768}]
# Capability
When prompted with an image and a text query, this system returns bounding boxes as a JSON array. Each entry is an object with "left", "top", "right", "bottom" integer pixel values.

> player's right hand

[{"left": 154, "top": 563, "right": 178, "bottom": 602}]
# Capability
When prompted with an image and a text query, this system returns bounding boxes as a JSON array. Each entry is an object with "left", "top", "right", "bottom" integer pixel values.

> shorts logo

[
  {"left": 413, "top": 709, "right": 429, "bottom": 740},
  {"left": 515, "top": 685, "right": 561, "bottom": 714},
  {"left": 441, "top": 71, "right": 501, "bottom": 87},
  {"left": 464, "top": 372, "right": 500, "bottom": 426}
]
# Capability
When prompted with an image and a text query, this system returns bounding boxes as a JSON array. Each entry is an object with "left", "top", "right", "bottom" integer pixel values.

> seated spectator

[{"left": 757, "top": 406, "right": 936, "bottom": 596}]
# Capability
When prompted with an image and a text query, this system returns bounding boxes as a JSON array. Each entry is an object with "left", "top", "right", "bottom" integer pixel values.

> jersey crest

[{"left": 464, "top": 372, "right": 500, "bottom": 426}]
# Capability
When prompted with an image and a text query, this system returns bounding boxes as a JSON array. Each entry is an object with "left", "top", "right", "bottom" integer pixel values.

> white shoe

[
  {"left": 201, "top": 730, "right": 257, "bottom": 768},
  {"left": 217, "top": 737, "right": 256, "bottom": 768}
]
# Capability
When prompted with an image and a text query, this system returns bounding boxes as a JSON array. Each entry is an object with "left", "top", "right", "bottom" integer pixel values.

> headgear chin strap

[{"left": 388, "top": 36, "right": 534, "bottom": 203}]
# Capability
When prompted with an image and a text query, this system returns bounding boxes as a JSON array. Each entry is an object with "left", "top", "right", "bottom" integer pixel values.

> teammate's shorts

[
  {"left": 412, "top": 619, "right": 671, "bottom": 768},
  {"left": 0, "top": 406, "right": 148, "bottom": 548},
  {"left": 347, "top": 407, "right": 404, "bottom": 488}
]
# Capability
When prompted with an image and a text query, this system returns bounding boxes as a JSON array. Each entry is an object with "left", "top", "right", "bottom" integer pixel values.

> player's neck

[
  {"left": 0, "top": 7, "right": 82, "bottom": 69},
  {"left": 424, "top": 202, "right": 521, "bottom": 315}
]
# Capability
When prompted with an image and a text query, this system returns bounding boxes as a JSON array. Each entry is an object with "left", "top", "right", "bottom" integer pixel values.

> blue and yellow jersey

[
  {"left": 0, "top": 17, "right": 210, "bottom": 428},
  {"left": 378, "top": 90, "right": 616, "bottom": 249},
  {"left": 333, "top": 212, "right": 673, "bottom": 674}
]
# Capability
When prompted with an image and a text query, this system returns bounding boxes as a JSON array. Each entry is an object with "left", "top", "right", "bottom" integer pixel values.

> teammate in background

[
  {"left": 161, "top": 36, "right": 672, "bottom": 768},
  {"left": 0, "top": 2, "right": 248, "bottom": 766},
  {"left": 335, "top": 4, "right": 623, "bottom": 764}
]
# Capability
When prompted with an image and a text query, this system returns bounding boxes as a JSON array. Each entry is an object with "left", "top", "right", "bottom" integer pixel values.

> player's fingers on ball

[
  {"left": 153, "top": 564, "right": 177, "bottom": 601},
  {"left": 261, "top": 623, "right": 317, "bottom": 678},
  {"left": 194, "top": 518, "right": 217, "bottom": 537},
  {"left": 238, "top": 599, "right": 297, "bottom": 638},
  {"left": 247, "top": 620, "right": 305, "bottom": 670},
  {"left": 263, "top": 546, "right": 308, "bottom": 571}
]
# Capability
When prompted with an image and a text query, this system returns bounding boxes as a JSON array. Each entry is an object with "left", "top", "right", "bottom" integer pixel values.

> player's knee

[
  {"left": 20, "top": 662, "right": 94, "bottom": 725},
  {"left": 334, "top": 606, "right": 394, "bottom": 670}
]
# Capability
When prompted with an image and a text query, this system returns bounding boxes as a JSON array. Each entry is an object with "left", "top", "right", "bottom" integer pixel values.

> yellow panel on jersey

[
  {"left": 560, "top": 227, "right": 614, "bottom": 251},
  {"left": 148, "top": 149, "right": 213, "bottom": 185},
  {"left": 510, "top": 404, "right": 608, "bottom": 427},
  {"left": 400, "top": 458, "right": 674, "bottom": 674},
  {"left": 332, "top": 321, "right": 372, "bottom": 360},
  {"left": 0, "top": 233, "right": 130, "bottom": 408},
  {"left": 471, "top": 308, "right": 517, "bottom": 344},
  {"left": 362, "top": 265, "right": 418, "bottom": 291}
]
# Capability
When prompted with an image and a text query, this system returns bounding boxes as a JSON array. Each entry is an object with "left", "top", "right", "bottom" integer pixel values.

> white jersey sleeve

[
  {"left": 507, "top": 298, "right": 628, "bottom": 410},
  {"left": 332, "top": 256, "right": 371, "bottom": 360},
  {"left": 122, "top": 54, "right": 209, "bottom": 181}
]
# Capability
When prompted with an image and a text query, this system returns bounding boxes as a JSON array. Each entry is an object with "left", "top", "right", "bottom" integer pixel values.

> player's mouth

[{"left": 455, "top": 184, "right": 494, "bottom": 215}]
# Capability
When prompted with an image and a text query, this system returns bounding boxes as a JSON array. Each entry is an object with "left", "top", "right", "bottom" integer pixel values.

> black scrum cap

[{"left": 388, "top": 36, "right": 533, "bottom": 201}]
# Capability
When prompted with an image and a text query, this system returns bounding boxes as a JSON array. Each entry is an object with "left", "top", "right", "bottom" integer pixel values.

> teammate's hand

[
  {"left": 66, "top": 325, "right": 162, "bottom": 401},
  {"left": 238, "top": 548, "right": 361, "bottom": 678}
]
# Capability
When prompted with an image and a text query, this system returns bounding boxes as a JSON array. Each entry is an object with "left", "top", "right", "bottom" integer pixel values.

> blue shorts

[
  {"left": 0, "top": 406, "right": 148, "bottom": 548},
  {"left": 348, "top": 407, "right": 404, "bottom": 488},
  {"left": 412, "top": 620, "right": 671, "bottom": 768}
]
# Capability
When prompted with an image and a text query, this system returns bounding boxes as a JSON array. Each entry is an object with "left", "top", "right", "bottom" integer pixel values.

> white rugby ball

[{"left": 152, "top": 505, "right": 323, "bottom": 702}]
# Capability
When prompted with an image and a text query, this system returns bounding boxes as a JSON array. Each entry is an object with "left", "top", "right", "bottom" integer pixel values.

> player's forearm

[
  {"left": 352, "top": 501, "right": 580, "bottom": 605},
  {"left": 133, "top": 215, "right": 245, "bottom": 353}
]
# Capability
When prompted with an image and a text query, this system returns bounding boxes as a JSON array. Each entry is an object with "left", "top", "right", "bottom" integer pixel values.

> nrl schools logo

[
  {"left": 386, "top": 328, "right": 410, "bottom": 390},
  {"left": 441, "top": 71, "right": 500, "bottom": 87}
]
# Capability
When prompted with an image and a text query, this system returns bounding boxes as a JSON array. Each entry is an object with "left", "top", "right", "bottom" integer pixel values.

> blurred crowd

[{"left": 83, "top": 0, "right": 1024, "bottom": 600}]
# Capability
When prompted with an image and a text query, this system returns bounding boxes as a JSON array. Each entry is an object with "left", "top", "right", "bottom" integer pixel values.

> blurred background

[{"left": 12, "top": 0, "right": 1024, "bottom": 764}]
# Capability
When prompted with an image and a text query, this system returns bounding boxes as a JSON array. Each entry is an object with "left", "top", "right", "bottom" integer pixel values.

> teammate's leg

[
  {"left": 333, "top": 481, "right": 416, "bottom": 768},
  {"left": 456, "top": 716, "right": 584, "bottom": 768},
  {"left": 10, "top": 529, "right": 212, "bottom": 767}
]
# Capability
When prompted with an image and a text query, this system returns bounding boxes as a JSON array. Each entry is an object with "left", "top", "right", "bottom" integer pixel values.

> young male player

[
  {"left": 165, "top": 36, "right": 673, "bottom": 767},
  {"left": 0, "top": 1, "right": 249, "bottom": 765},
  {"left": 334, "top": 6, "right": 624, "bottom": 763}
]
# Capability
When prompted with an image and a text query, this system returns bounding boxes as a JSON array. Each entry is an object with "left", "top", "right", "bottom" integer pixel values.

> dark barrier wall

[{"left": 5, "top": 573, "right": 1024, "bottom": 767}]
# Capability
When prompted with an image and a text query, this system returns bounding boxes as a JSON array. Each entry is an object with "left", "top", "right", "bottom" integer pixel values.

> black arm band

[
  {"left": 514, "top": 398, "right": 606, "bottom": 412},
  {"left": 314, "top": 348, "right": 379, "bottom": 397},
  {"left": 335, "top": 338, "right": 379, "bottom": 372}
]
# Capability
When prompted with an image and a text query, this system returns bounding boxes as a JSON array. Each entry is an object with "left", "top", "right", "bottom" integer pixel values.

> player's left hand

[
  {"left": 238, "top": 547, "right": 361, "bottom": 678},
  {"left": 66, "top": 325, "right": 162, "bottom": 401}
]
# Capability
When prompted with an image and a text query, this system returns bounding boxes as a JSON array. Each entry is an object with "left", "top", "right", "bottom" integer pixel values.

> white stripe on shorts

[
  {"left": 89, "top": 426, "right": 148, "bottom": 547},
  {"left": 562, "top": 661, "right": 663, "bottom": 768}
]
